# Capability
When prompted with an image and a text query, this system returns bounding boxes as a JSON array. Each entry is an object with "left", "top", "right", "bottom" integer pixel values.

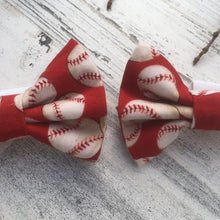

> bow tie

[
  {"left": 118, "top": 42, "right": 220, "bottom": 167},
  {"left": 0, "top": 39, "right": 107, "bottom": 161}
]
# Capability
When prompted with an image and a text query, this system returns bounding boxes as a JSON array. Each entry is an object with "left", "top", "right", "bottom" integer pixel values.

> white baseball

[
  {"left": 130, "top": 42, "right": 159, "bottom": 62},
  {"left": 120, "top": 99, "right": 181, "bottom": 122},
  {"left": 48, "top": 118, "right": 104, "bottom": 159},
  {"left": 121, "top": 120, "right": 142, "bottom": 148},
  {"left": 137, "top": 65, "right": 179, "bottom": 102},
  {"left": 120, "top": 99, "right": 183, "bottom": 148},
  {"left": 42, "top": 92, "right": 85, "bottom": 121},
  {"left": 22, "top": 77, "right": 57, "bottom": 109},
  {"left": 157, "top": 120, "right": 191, "bottom": 150},
  {"left": 14, "top": 94, "right": 23, "bottom": 112},
  {"left": 67, "top": 44, "right": 103, "bottom": 87}
]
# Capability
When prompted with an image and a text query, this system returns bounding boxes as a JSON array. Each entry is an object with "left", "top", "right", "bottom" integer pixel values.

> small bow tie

[
  {"left": 118, "top": 42, "right": 220, "bottom": 166},
  {"left": 0, "top": 39, "right": 107, "bottom": 161}
]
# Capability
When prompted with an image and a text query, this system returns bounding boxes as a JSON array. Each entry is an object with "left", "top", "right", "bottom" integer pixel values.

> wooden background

[{"left": 0, "top": 0, "right": 220, "bottom": 219}]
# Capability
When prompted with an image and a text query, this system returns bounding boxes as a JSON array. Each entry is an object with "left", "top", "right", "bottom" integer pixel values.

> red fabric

[
  {"left": 25, "top": 105, "right": 49, "bottom": 122},
  {"left": 118, "top": 45, "right": 220, "bottom": 164},
  {"left": 41, "top": 39, "right": 86, "bottom": 97},
  {"left": 0, "top": 39, "right": 107, "bottom": 161},
  {"left": 25, "top": 123, "right": 51, "bottom": 146},
  {"left": 82, "top": 87, "right": 107, "bottom": 120},
  {"left": 193, "top": 92, "right": 220, "bottom": 130},
  {"left": 0, "top": 95, "right": 27, "bottom": 141},
  {"left": 128, "top": 121, "right": 165, "bottom": 159}
]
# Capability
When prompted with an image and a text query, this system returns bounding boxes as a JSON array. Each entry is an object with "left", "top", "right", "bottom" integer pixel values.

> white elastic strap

[
  {"left": 0, "top": 87, "right": 28, "bottom": 96},
  {"left": 191, "top": 80, "right": 220, "bottom": 91}
]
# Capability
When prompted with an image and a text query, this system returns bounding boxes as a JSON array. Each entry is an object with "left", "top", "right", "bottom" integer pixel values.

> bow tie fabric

[
  {"left": 118, "top": 42, "right": 220, "bottom": 167},
  {"left": 0, "top": 39, "right": 107, "bottom": 161}
]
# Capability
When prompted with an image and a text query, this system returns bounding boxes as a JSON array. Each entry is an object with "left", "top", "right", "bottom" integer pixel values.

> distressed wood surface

[{"left": 0, "top": 0, "right": 220, "bottom": 219}]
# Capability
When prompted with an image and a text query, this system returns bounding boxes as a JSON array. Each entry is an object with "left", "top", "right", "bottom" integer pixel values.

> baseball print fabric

[
  {"left": 0, "top": 39, "right": 107, "bottom": 161},
  {"left": 117, "top": 42, "right": 220, "bottom": 167}
]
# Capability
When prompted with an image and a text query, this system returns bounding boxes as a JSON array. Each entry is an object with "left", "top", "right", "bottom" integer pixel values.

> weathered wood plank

[{"left": 88, "top": 0, "right": 220, "bottom": 80}]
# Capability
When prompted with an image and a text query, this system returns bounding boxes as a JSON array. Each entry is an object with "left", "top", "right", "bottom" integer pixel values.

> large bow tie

[
  {"left": 118, "top": 42, "right": 220, "bottom": 166},
  {"left": 0, "top": 39, "right": 107, "bottom": 161}
]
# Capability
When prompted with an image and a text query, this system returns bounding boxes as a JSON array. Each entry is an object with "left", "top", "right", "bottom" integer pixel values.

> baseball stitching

[
  {"left": 150, "top": 47, "right": 158, "bottom": 58},
  {"left": 28, "top": 78, "right": 53, "bottom": 105},
  {"left": 157, "top": 124, "right": 182, "bottom": 141},
  {"left": 48, "top": 119, "right": 81, "bottom": 139},
  {"left": 78, "top": 72, "right": 101, "bottom": 82},
  {"left": 121, "top": 104, "right": 160, "bottom": 119},
  {"left": 138, "top": 73, "right": 176, "bottom": 86},
  {"left": 52, "top": 102, "right": 64, "bottom": 120},
  {"left": 67, "top": 51, "right": 89, "bottom": 66},
  {"left": 67, "top": 134, "right": 104, "bottom": 156},
  {"left": 51, "top": 97, "right": 86, "bottom": 120},
  {"left": 63, "top": 96, "right": 86, "bottom": 104},
  {"left": 124, "top": 124, "right": 142, "bottom": 142}
]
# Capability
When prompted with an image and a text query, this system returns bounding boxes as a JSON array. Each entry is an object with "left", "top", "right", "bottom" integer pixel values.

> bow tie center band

[
  {"left": 118, "top": 42, "right": 220, "bottom": 166},
  {"left": 0, "top": 39, "right": 107, "bottom": 161}
]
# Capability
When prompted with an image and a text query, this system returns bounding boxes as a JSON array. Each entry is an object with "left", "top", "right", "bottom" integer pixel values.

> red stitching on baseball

[
  {"left": 150, "top": 47, "right": 158, "bottom": 58},
  {"left": 48, "top": 119, "right": 81, "bottom": 139},
  {"left": 78, "top": 72, "right": 102, "bottom": 82},
  {"left": 157, "top": 124, "right": 182, "bottom": 141},
  {"left": 67, "top": 134, "right": 104, "bottom": 156},
  {"left": 67, "top": 51, "right": 89, "bottom": 66},
  {"left": 121, "top": 104, "right": 160, "bottom": 119},
  {"left": 28, "top": 78, "right": 52, "bottom": 104},
  {"left": 63, "top": 96, "right": 86, "bottom": 104},
  {"left": 138, "top": 73, "right": 175, "bottom": 86},
  {"left": 52, "top": 102, "right": 64, "bottom": 120},
  {"left": 124, "top": 124, "right": 142, "bottom": 141}
]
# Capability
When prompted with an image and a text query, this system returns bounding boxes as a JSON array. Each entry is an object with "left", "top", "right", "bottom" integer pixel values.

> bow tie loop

[
  {"left": 118, "top": 42, "right": 220, "bottom": 166},
  {"left": 0, "top": 39, "right": 107, "bottom": 161}
]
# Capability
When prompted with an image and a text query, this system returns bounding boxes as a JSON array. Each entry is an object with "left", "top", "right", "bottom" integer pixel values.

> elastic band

[
  {"left": 0, "top": 87, "right": 28, "bottom": 96},
  {"left": 191, "top": 80, "right": 220, "bottom": 91}
]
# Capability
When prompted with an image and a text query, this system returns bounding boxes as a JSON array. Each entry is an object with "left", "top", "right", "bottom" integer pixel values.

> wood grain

[{"left": 0, "top": 0, "right": 219, "bottom": 219}]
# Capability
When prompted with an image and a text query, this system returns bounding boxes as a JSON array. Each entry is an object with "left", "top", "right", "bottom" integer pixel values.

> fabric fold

[
  {"left": 0, "top": 38, "right": 107, "bottom": 161},
  {"left": 118, "top": 42, "right": 220, "bottom": 166}
]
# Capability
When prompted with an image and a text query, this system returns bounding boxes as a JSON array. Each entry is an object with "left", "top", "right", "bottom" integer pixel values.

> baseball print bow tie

[
  {"left": 118, "top": 42, "right": 220, "bottom": 167},
  {"left": 0, "top": 39, "right": 107, "bottom": 161}
]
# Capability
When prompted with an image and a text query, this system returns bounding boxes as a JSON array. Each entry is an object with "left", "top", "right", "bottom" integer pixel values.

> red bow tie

[
  {"left": 118, "top": 42, "right": 220, "bottom": 166},
  {"left": 0, "top": 39, "right": 107, "bottom": 161}
]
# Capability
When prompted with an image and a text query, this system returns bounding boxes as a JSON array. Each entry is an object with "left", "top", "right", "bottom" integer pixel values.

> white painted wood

[{"left": 0, "top": 0, "right": 219, "bottom": 219}]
